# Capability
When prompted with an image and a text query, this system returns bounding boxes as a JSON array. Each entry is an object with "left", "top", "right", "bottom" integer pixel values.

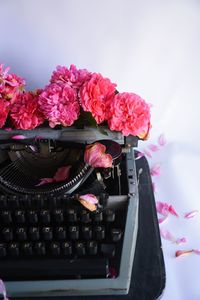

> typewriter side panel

[{"left": 5, "top": 148, "right": 139, "bottom": 297}]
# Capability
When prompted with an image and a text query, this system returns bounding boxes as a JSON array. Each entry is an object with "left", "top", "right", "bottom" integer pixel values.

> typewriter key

[
  {"left": 0, "top": 243, "right": 7, "bottom": 257},
  {"left": 2, "top": 228, "right": 13, "bottom": 241},
  {"left": 62, "top": 241, "right": 72, "bottom": 256}
]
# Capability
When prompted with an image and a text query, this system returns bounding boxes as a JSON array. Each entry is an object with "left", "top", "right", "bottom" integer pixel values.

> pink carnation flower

[
  {"left": 38, "top": 83, "right": 80, "bottom": 128},
  {"left": 10, "top": 91, "right": 45, "bottom": 130},
  {"left": 50, "top": 64, "right": 91, "bottom": 89},
  {"left": 108, "top": 92, "right": 151, "bottom": 136},
  {"left": 80, "top": 73, "right": 117, "bottom": 124},
  {"left": 0, "top": 99, "right": 9, "bottom": 128},
  {"left": 0, "top": 64, "right": 25, "bottom": 101}
]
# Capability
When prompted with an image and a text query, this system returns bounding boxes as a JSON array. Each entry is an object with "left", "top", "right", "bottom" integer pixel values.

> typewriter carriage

[{"left": 0, "top": 127, "right": 138, "bottom": 196}]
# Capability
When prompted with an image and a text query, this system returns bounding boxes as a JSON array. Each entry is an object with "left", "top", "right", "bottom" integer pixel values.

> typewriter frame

[{"left": 0, "top": 127, "right": 139, "bottom": 297}]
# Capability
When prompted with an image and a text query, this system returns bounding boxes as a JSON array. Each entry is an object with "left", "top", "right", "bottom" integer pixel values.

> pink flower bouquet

[{"left": 0, "top": 63, "right": 151, "bottom": 139}]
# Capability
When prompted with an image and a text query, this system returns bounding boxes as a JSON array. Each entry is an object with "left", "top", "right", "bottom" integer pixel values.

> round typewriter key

[
  {"left": 87, "top": 241, "right": 98, "bottom": 255},
  {"left": 0, "top": 243, "right": 7, "bottom": 257},
  {"left": 22, "top": 242, "right": 33, "bottom": 256},
  {"left": 53, "top": 209, "right": 64, "bottom": 223},
  {"left": 56, "top": 226, "right": 66, "bottom": 240},
  {"left": 75, "top": 242, "right": 86, "bottom": 256},
  {"left": 66, "top": 208, "right": 77, "bottom": 222},
  {"left": 42, "top": 227, "right": 53, "bottom": 241},
  {"left": 40, "top": 210, "right": 51, "bottom": 224},
  {"left": 69, "top": 226, "right": 79, "bottom": 240},
  {"left": 111, "top": 228, "right": 122, "bottom": 242},
  {"left": 9, "top": 195, "right": 19, "bottom": 208},
  {"left": 50, "top": 242, "right": 61, "bottom": 256},
  {"left": 62, "top": 241, "right": 72, "bottom": 256},
  {"left": 0, "top": 195, "right": 7, "bottom": 208},
  {"left": 93, "top": 210, "right": 103, "bottom": 222},
  {"left": 15, "top": 210, "right": 26, "bottom": 223},
  {"left": 1, "top": 210, "right": 12, "bottom": 224},
  {"left": 8, "top": 242, "right": 19, "bottom": 257},
  {"left": 27, "top": 210, "right": 38, "bottom": 224},
  {"left": 35, "top": 242, "right": 46, "bottom": 256},
  {"left": 82, "top": 226, "right": 92, "bottom": 240},
  {"left": 2, "top": 228, "right": 13, "bottom": 241},
  {"left": 94, "top": 226, "right": 105, "bottom": 240},
  {"left": 29, "top": 227, "right": 40, "bottom": 241},
  {"left": 16, "top": 227, "right": 27, "bottom": 241}
]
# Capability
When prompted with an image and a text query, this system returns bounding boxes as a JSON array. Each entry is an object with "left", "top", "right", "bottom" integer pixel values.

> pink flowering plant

[{"left": 0, "top": 63, "right": 151, "bottom": 139}]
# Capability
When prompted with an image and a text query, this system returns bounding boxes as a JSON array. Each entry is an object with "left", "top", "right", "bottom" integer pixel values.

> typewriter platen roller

[{"left": 0, "top": 127, "right": 139, "bottom": 297}]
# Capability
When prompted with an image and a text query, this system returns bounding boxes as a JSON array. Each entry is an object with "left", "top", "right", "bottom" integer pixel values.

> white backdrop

[{"left": 1, "top": 1, "right": 200, "bottom": 299}]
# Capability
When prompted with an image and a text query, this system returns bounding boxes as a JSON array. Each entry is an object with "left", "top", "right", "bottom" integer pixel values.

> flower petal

[
  {"left": 11, "top": 135, "right": 26, "bottom": 140},
  {"left": 168, "top": 205, "right": 179, "bottom": 217},
  {"left": 158, "top": 214, "right": 169, "bottom": 224},
  {"left": 193, "top": 249, "right": 200, "bottom": 255},
  {"left": 84, "top": 142, "right": 113, "bottom": 168},
  {"left": 148, "top": 144, "right": 159, "bottom": 152},
  {"left": 175, "top": 250, "right": 193, "bottom": 257},
  {"left": 184, "top": 210, "right": 199, "bottom": 219},
  {"left": 79, "top": 194, "right": 98, "bottom": 204},
  {"left": 160, "top": 229, "right": 176, "bottom": 243},
  {"left": 158, "top": 134, "right": 167, "bottom": 146},
  {"left": 156, "top": 201, "right": 169, "bottom": 216},
  {"left": 143, "top": 149, "right": 152, "bottom": 158},
  {"left": 78, "top": 194, "right": 98, "bottom": 211},
  {"left": 150, "top": 164, "right": 161, "bottom": 176},
  {"left": 35, "top": 178, "right": 54, "bottom": 186},
  {"left": 176, "top": 237, "right": 187, "bottom": 245},
  {"left": 53, "top": 166, "right": 71, "bottom": 182},
  {"left": 175, "top": 249, "right": 200, "bottom": 257}
]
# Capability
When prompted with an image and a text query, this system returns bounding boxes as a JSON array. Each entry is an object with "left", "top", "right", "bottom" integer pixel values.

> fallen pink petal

[
  {"left": 156, "top": 201, "right": 179, "bottom": 218},
  {"left": 176, "top": 237, "right": 187, "bottom": 245},
  {"left": 184, "top": 210, "right": 199, "bottom": 219},
  {"left": 148, "top": 144, "right": 159, "bottom": 152},
  {"left": 193, "top": 250, "right": 200, "bottom": 255},
  {"left": 143, "top": 149, "right": 152, "bottom": 158},
  {"left": 36, "top": 165, "right": 71, "bottom": 186},
  {"left": 84, "top": 142, "right": 113, "bottom": 168},
  {"left": 160, "top": 229, "right": 176, "bottom": 242},
  {"left": 78, "top": 194, "right": 98, "bottom": 211},
  {"left": 54, "top": 166, "right": 71, "bottom": 182},
  {"left": 156, "top": 201, "right": 169, "bottom": 216},
  {"left": 108, "top": 267, "right": 117, "bottom": 278},
  {"left": 158, "top": 214, "right": 169, "bottom": 224},
  {"left": 11, "top": 135, "right": 27, "bottom": 140},
  {"left": 158, "top": 134, "right": 167, "bottom": 146},
  {"left": 35, "top": 178, "right": 54, "bottom": 186},
  {"left": 168, "top": 205, "right": 179, "bottom": 217},
  {"left": 150, "top": 164, "right": 161, "bottom": 176},
  {"left": 175, "top": 249, "right": 200, "bottom": 258},
  {"left": 175, "top": 250, "right": 193, "bottom": 257},
  {"left": 79, "top": 194, "right": 98, "bottom": 204}
]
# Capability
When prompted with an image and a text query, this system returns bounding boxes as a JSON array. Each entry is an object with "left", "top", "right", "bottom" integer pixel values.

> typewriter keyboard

[{"left": 0, "top": 194, "right": 127, "bottom": 281}]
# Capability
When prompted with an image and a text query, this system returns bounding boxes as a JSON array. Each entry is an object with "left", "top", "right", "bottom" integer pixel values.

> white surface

[{"left": 1, "top": 1, "right": 200, "bottom": 299}]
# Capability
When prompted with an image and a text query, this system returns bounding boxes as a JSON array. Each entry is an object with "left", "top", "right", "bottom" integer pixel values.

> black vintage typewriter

[{"left": 0, "top": 127, "right": 139, "bottom": 297}]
